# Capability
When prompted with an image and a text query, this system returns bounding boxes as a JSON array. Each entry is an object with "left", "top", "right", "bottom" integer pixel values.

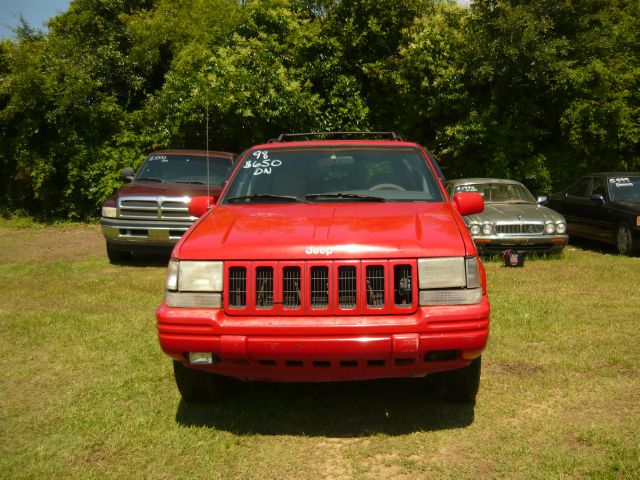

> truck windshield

[
  {"left": 136, "top": 154, "right": 232, "bottom": 185},
  {"left": 222, "top": 146, "right": 444, "bottom": 204}
]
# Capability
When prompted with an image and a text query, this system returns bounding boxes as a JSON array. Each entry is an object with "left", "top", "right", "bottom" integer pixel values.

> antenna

[{"left": 206, "top": 103, "right": 210, "bottom": 203}]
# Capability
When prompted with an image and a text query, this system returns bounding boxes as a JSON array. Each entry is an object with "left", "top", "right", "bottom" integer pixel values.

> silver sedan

[{"left": 447, "top": 178, "right": 568, "bottom": 255}]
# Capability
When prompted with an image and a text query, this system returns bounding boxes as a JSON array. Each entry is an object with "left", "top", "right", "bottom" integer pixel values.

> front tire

[
  {"left": 436, "top": 356, "right": 481, "bottom": 403},
  {"left": 173, "top": 360, "right": 226, "bottom": 402},
  {"left": 616, "top": 223, "right": 638, "bottom": 256},
  {"left": 106, "top": 242, "right": 131, "bottom": 263}
]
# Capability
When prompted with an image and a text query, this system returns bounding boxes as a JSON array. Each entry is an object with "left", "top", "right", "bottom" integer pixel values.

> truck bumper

[
  {"left": 156, "top": 296, "right": 490, "bottom": 382},
  {"left": 100, "top": 217, "right": 193, "bottom": 251}
]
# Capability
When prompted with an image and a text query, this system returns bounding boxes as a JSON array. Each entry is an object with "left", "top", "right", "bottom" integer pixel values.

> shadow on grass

[
  {"left": 175, "top": 378, "right": 475, "bottom": 436},
  {"left": 567, "top": 238, "right": 618, "bottom": 255},
  {"left": 108, "top": 252, "right": 171, "bottom": 268}
]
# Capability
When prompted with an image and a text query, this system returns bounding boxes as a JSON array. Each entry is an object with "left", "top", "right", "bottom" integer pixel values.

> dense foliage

[{"left": 1, "top": 0, "right": 638, "bottom": 219}]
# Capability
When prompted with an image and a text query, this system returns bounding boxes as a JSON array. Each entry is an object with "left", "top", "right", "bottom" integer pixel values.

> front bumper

[
  {"left": 156, "top": 296, "right": 490, "bottom": 382},
  {"left": 100, "top": 217, "right": 193, "bottom": 250},
  {"left": 472, "top": 234, "right": 568, "bottom": 254}
]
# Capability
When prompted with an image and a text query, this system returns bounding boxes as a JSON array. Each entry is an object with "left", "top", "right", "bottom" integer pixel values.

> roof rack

[{"left": 268, "top": 132, "right": 404, "bottom": 143}]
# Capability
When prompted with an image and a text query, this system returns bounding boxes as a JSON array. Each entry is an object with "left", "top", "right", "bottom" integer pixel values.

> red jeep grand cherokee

[{"left": 156, "top": 133, "right": 490, "bottom": 403}]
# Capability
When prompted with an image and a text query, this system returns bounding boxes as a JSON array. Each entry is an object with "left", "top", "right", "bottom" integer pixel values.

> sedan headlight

[
  {"left": 482, "top": 223, "right": 493, "bottom": 235},
  {"left": 101, "top": 206, "right": 117, "bottom": 218},
  {"left": 417, "top": 256, "right": 482, "bottom": 305},
  {"left": 544, "top": 223, "right": 556, "bottom": 234},
  {"left": 556, "top": 222, "right": 566, "bottom": 234},
  {"left": 469, "top": 224, "right": 481, "bottom": 236},
  {"left": 165, "top": 259, "right": 223, "bottom": 308}
]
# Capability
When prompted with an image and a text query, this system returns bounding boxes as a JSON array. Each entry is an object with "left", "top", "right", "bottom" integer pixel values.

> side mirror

[
  {"left": 121, "top": 167, "right": 135, "bottom": 183},
  {"left": 454, "top": 192, "right": 484, "bottom": 216},
  {"left": 537, "top": 196, "right": 548, "bottom": 204},
  {"left": 188, "top": 196, "right": 215, "bottom": 218},
  {"left": 590, "top": 193, "right": 605, "bottom": 205}
]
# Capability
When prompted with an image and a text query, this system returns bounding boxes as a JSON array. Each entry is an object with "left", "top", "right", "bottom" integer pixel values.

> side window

[
  {"left": 591, "top": 177, "right": 606, "bottom": 197},
  {"left": 568, "top": 177, "right": 591, "bottom": 198}
]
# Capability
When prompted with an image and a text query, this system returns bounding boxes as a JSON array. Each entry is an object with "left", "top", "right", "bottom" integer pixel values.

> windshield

[
  {"left": 221, "top": 147, "right": 444, "bottom": 204},
  {"left": 608, "top": 176, "right": 640, "bottom": 202},
  {"left": 136, "top": 154, "right": 232, "bottom": 185},
  {"left": 453, "top": 183, "right": 536, "bottom": 203}
]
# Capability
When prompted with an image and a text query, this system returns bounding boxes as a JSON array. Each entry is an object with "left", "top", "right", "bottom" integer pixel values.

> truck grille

[
  {"left": 118, "top": 196, "right": 196, "bottom": 221},
  {"left": 495, "top": 223, "right": 544, "bottom": 235},
  {"left": 224, "top": 260, "right": 416, "bottom": 315}
]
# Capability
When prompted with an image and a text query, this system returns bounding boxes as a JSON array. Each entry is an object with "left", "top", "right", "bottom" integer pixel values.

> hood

[
  {"left": 176, "top": 203, "right": 468, "bottom": 260},
  {"left": 465, "top": 203, "right": 565, "bottom": 224},
  {"left": 116, "top": 181, "right": 224, "bottom": 199}
]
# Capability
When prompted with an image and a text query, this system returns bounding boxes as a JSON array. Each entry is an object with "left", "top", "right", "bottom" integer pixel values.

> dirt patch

[{"left": 0, "top": 224, "right": 104, "bottom": 263}]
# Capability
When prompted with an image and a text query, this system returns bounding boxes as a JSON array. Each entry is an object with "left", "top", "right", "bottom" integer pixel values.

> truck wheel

[
  {"left": 106, "top": 242, "right": 131, "bottom": 263},
  {"left": 436, "top": 356, "right": 481, "bottom": 403},
  {"left": 616, "top": 223, "right": 638, "bottom": 256},
  {"left": 173, "top": 360, "right": 225, "bottom": 402}
]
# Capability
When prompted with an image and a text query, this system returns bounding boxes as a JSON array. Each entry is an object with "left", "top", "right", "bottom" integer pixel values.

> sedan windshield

[
  {"left": 222, "top": 147, "right": 443, "bottom": 204},
  {"left": 454, "top": 183, "right": 536, "bottom": 204},
  {"left": 609, "top": 176, "right": 640, "bottom": 202},
  {"left": 136, "top": 154, "right": 232, "bottom": 185}
]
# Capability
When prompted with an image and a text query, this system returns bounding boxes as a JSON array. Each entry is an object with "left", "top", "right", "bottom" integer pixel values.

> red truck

[
  {"left": 100, "top": 149, "right": 235, "bottom": 262},
  {"left": 156, "top": 133, "right": 490, "bottom": 403}
]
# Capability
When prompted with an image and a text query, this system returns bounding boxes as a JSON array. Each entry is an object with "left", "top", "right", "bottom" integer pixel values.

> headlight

[
  {"left": 544, "top": 223, "right": 556, "bottom": 234},
  {"left": 101, "top": 206, "right": 117, "bottom": 218},
  {"left": 482, "top": 223, "right": 493, "bottom": 235},
  {"left": 417, "top": 256, "right": 482, "bottom": 305},
  {"left": 556, "top": 222, "right": 566, "bottom": 234},
  {"left": 165, "top": 259, "right": 224, "bottom": 308},
  {"left": 469, "top": 224, "right": 481, "bottom": 235}
]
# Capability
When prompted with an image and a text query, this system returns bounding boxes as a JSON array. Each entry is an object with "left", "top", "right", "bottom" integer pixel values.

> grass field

[{"left": 1, "top": 222, "right": 639, "bottom": 479}]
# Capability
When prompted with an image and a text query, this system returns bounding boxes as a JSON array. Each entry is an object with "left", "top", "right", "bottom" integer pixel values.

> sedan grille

[
  {"left": 224, "top": 260, "right": 416, "bottom": 315},
  {"left": 495, "top": 223, "right": 544, "bottom": 235}
]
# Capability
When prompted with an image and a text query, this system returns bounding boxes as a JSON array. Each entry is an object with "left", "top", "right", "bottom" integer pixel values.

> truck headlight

[
  {"left": 101, "top": 206, "right": 117, "bottom": 218},
  {"left": 417, "top": 256, "right": 482, "bottom": 305},
  {"left": 165, "top": 259, "right": 223, "bottom": 308}
]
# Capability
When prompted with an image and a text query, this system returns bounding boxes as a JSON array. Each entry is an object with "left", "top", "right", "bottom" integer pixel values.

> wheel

[
  {"left": 173, "top": 360, "right": 226, "bottom": 402},
  {"left": 106, "top": 242, "right": 131, "bottom": 263},
  {"left": 435, "top": 356, "right": 481, "bottom": 403},
  {"left": 369, "top": 183, "right": 406, "bottom": 191},
  {"left": 616, "top": 223, "right": 638, "bottom": 256}
]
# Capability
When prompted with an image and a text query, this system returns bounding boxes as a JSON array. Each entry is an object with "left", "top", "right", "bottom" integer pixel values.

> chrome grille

[
  {"left": 495, "top": 223, "right": 544, "bottom": 235},
  {"left": 118, "top": 196, "right": 194, "bottom": 220}
]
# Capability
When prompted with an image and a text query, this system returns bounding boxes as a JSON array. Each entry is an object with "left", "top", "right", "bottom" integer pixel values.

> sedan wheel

[{"left": 616, "top": 223, "right": 636, "bottom": 256}]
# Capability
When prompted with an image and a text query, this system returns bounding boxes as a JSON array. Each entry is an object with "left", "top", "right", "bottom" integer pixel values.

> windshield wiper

[
  {"left": 226, "top": 194, "right": 310, "bottom": 204},
  {"left": 136, "top": 177, "right": 164, "bottom": 183},
  {"left": 305, "top": 193, "right": 387, "bottom": 202},
  {"left": 175, "top": 180, "right": 206, "bottom": 184}
]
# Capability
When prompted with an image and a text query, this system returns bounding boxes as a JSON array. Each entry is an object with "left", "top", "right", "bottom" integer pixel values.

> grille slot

[
  {"left": 255, "top": 267, "right": 274, "bottom": 308},
  {"left": 282, "top": 267, "right": 301, "bottom": 308},
  {"left": 310, "top": 266, "right": 329, "bottom": 309},
  {"left": 338, "top": 266, "right": 357, "bottom": 308},
  {"left": 228, "top": 267, "right": 247, "bottom": 308},
  {"left": 366, "top": 265, "right": 385, "bottom": 307},
  {"left": 394, "top": 265, "right": 413, "bottom": 306},
  {"left": 495, "top": 223, "right": 544, "bottom": 235}
]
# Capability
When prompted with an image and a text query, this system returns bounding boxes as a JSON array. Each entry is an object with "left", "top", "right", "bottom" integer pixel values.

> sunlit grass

[{"left": 1, "top": 226, "right": 638, "bottom": 479}]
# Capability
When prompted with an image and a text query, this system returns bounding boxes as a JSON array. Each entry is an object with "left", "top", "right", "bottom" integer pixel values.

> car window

[
  {"left": 452, "top": 183, "right": 535, "bottom": 203},
  {"left": 568, "top": 177, "right": 591, "bottom": 198},
  {"left": 608, "top": 176, "right": 640, "bottom": 202},
  {"left": 222, "top": 146, "right": 444, "bottom": 203},
  {"left": 136, "top": 154, "right": 232, "bottom": 185},
  {"left": 591, "top": 177, "right": 607, "bottom": 197}
]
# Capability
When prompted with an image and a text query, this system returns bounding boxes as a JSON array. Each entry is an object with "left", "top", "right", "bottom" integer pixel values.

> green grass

[{"left": 1, "top": 225, "right": 639, "bottom": 479}]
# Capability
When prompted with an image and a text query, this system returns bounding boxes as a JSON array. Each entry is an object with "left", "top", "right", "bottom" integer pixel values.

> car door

[
  {"left": 562, "top": 176, "right": 593, "bottom": 238},
  {"left": 582, "top": 176, "right": 614, "bottom": 241}
]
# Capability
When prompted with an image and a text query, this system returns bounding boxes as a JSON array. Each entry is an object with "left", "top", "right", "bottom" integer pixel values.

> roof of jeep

[{"left": 248, "top": 139, "right": 421, "bottom": 149}]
